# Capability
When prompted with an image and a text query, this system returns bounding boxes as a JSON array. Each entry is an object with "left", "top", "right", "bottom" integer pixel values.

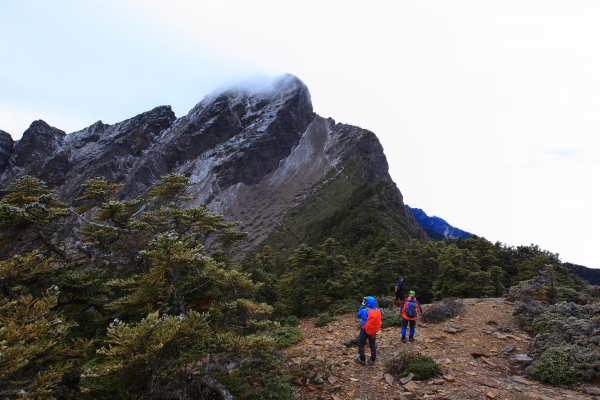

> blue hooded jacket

[{"left": 357, "top": 296, "right": 378, "bottom": 326}]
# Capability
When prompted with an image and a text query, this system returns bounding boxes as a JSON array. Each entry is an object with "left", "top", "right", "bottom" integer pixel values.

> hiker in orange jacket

[
  {"left": 355, "top": 296, "right": 382, "bottom": 366},
  {"left": 400, "top": 290, "right": 424, "bottom": 343}
]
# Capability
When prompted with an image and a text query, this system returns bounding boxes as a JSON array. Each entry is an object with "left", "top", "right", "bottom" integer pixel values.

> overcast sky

[{"left": 2, "top": 1, "right": 599, "bottom": 268}]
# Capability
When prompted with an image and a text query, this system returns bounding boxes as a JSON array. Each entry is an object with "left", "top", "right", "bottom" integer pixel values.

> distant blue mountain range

[
  {"left": 406, "top": 205, "right": 472, "bottom": 240},
  {"left": 406, "top": 205, "right": 600, "bottom": 285}
]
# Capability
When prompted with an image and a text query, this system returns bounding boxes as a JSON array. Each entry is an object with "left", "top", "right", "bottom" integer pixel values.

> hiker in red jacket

[
  {"left": 355, "top": 296, "right": 382, "bottom": 366},
  {"left": 400, "top": 290, "right": 424, "bottom": 343}
]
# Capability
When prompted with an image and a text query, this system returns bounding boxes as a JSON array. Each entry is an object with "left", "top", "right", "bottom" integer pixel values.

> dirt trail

[{"left": 282, "top": 299, "right": 597, "bottom": 400}]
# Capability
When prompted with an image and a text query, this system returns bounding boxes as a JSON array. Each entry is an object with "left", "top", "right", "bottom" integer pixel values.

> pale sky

[{"left": 1, "top": 1, "right": 599, "bottom": 268}]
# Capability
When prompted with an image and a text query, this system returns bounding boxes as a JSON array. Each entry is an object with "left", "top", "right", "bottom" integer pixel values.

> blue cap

[{"left": 365, "top": 296, "right": 376, "bottom": 308}]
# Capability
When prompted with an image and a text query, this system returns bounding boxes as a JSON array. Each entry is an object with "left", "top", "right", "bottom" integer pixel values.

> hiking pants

[
  {"left": 357, "top": 328, "right": 377, "bottom": 362},
  {"left": 401, "top": 318, "right": 416, "bottom": 339}
]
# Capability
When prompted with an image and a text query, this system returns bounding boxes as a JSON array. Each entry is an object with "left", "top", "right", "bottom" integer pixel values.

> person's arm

[
  {"left": 357, "top": 307, "right": 367, "bottom": 320},
  {"left": 417, "top": 301, "right": 424, "bottom": 316}
]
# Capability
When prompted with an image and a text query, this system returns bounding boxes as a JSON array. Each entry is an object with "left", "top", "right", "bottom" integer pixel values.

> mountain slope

[
  {"left": 0, "top": 74, "right": 427, "bottom": 254},
  {"left": 406, "top": 205, "right": 471, "bottom": 240}
]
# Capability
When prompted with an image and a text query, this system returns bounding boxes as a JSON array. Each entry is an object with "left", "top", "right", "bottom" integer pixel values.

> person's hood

[{"left": 366, "top": 296, "right": 376, "bottom": 308}]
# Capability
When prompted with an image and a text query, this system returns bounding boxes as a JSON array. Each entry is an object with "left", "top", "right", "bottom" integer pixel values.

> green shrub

[
  {"left": 529, "top": 313, "right": 565, "bottom": 335},
  {"left": 377, "top": 296, "right": 396, "bottom": 309},
  {"left": 381, "top": 312, "right": 402, "bottom": 328},
  {"left": 245, "top": 376, "right": 295, "bottom": 400},
  {"left": 328, "top": 298, "right": 358, "bottom": 315},
  {"left": 211, "top": 372, "right": 248, "bottom": 397},
  {"left": 425, "top": 298, "right": 465, "bottom": 323},
  {"left": 314, "top": 315, "right": 336, "bottom": 327},
  {"left": 527, "top": 346, "right": 583, "bottom": 385},
  {"left": 403, "top": 354, "right": 441, "bottom": 380},
  {"left": 280, "top": 359, "right": 330, "bottom": 384},
  {"left": 268, "top": 326, "right": 303, "bottom": 348},
  {"left": 385, "top": 352, "right": 441, "bottom": 380},
  {"left": 281, "top": 315, "right": 300, "bottom": 327}
]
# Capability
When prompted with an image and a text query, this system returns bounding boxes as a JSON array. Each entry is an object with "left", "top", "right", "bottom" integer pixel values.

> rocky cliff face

[{"left": 0, "top": 74, "right": 427, "bottom": 252}]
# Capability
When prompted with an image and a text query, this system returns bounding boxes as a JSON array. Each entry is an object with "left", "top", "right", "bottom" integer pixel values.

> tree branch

[{"left": 69, "top": 208, "right": 138, "bottom": 234}]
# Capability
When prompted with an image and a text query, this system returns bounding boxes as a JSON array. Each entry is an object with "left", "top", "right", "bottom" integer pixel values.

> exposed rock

[
  {"left": 399, "top": 373, "right": 414, "bottom": 384},
  {"left": 402, "top": 381, "right": 420, "bottom": 391},
  {"left": 0, "top": 130, "right": 14, "bottom": 173},
  {"left": 502, "top": 344, "right": 516, "bottom": 354},
  {"left": 0, "top": 74, "right": 427, "bottom": 254},
  {"left": 383, "top": 373, "right": 395, "bottom": 385}
]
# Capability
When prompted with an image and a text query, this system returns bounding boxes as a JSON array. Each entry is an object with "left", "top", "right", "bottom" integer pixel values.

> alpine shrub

[
  {"left": 526, "top": 346, "right": 583, "bottom": 385},
  {"left": 403, "top": 354, "right": 441, "bottom": 380},
  {"left": 381, "top": 312, "right": 402, "bottom": 328},
  {"left": 425, "top": 298, "right": 465, "bottom": 322},
  {"left": 268, "top": 326, "right": 303, "bottom": 348},
  {"left": 281, "top": 315, "right": 300, "bottom": 327},
  {"left": 327, "top": 298, "right": 357, "bottom": 315},
  {"left": 377, "top": 296, "right": 396, "bottom": 309},
  {"left": 385, "top": 351, "right": 441, "bottom": 380},
  {"left": 245, "top": 376, "right": 295, "bottom": 400},
  {"left": 314, "top": 315, "right": 336, "bottom": 327}
]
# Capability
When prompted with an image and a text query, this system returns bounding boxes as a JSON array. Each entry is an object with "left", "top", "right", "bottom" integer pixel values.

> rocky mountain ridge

[{"left": 0, "top": 74, "right": 427, "bottom": 253}]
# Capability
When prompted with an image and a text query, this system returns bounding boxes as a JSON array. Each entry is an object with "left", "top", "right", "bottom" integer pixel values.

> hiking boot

[
  {"left": 401, "top": 337, "right": 406, "bottom": 344},
  {"left": 354, "top": 357, "right": 366, "bottom": 366},
  {"left": 408, "top": 337, "right": 414, "bottom": 342},
  {"left": 368, "top": 359, "right": 375, "bottom": 366}
]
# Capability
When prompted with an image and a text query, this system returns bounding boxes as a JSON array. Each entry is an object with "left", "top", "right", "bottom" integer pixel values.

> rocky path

[{"left": 281, "top": 299, "right": 599, "bottom": 400}]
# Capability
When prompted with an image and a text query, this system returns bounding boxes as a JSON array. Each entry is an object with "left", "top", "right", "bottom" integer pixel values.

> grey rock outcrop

[
  {"left": 0, "top": 130, "right": 14, "bottom": 172},
  {"left": 0, "top": 73, "right": 427, "bottom": 251}
]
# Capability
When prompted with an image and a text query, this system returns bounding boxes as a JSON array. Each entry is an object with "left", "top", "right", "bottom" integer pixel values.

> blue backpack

[{"left": 406, "top": 301, "right": 417, "bottom": 318}]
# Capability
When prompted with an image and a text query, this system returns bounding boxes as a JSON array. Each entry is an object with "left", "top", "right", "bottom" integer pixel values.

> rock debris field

[{"left": 282, "top": 298, "right": 600, "bottom": 400}]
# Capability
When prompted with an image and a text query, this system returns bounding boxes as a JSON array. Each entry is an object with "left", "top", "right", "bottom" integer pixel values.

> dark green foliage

[
  {"left": 211, "top": 372, "right": 248, "bottom": 397},
  {"left": 376, "top": 295, "right": 396, "bottom": 309},
  {"left": 385, "top": 351, "right": 441, "bottom": 380},
  {"left": 327, "top": 298, "right": 358, "bottom": 315},
  {"left": 381, "top": 312, "right": 402, "bottom": 328},
  {"left": 0, "top": 175, "right": 273, "bottom": 399},
  {"left": 403, "top": 354, "right": 441, "bottom": 379},
  {"left": 425, "top": 298, "right": 466, "bottom": 323},
  {"left": 265, "top": 157, "right": 413, "bottom": 264},
  {"left": 526, "top": 346, "right": 583, "bottom": 385},
  {"left": 268, "top": 325, "right": 303, "bottom": 348},
  {"left": 509, "top": 268, "right": 600, "bottom": 385},
  {"left": 244, "top": 376, "right": 294, "bottom": 400},
  {"left": 279, "top": 358, "right": 330, "bottom": 385},
  {"left": 281, "top": 315, "right": 300, "bottom": 327},
  {"left": 314, "top": 315, "right": 336, "bottom": 327},
  {"left": 275, "top": 239, "right": 352, "bottom": 316}
]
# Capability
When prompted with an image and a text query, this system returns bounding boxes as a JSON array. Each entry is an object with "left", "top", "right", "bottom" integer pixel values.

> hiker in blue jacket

[
  {"left": 355, "top": 296, "right": 382, "bottom": 366},
  {"left": 400, "top": 290, "right": 424, "bottom": 343},
  {"left": 394, "top": 276, "right": 405, "bottom": 306}
]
